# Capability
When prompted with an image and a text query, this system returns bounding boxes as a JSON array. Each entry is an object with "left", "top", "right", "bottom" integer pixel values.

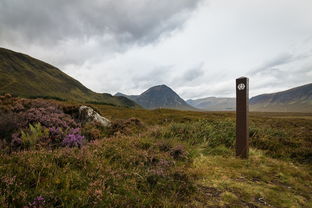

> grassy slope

[
  {"left": 250, "top": 83, "right": 312, "bottom": 113},
  {"left": 251, "top": 103, "right": 312, "bottom": 113},
  {"left": 187, "top": 97, "right": 236, "bottom": 111},
  {"left": 0, "top": 48, "right": 139, "bottom": 108},
  {"left": 1, "top": 101, "right": 312, "bottom": 207}
]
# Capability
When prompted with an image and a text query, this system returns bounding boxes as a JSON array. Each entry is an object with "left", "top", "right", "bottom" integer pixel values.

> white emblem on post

[{"left": 237, "top": 83, "right": 245, "bottom": 91}]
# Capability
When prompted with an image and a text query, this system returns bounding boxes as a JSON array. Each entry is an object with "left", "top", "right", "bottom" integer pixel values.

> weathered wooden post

[{"left": 236, "top": 77, "right": 249, "bottom": 159}]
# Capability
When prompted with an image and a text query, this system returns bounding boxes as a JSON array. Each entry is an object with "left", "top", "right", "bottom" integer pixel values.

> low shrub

[
  {"left": 170, "top": 145, "right": 188, "bottom": 160},
  {"left": 62, "top": 128, "right": 85, "bottom": 148},
  {"left": 22, "top": 123, "right": 49, "bottom": 149},
  {"left": 0, "top": 95, "right": 84, "bottom": 150},
  {"left": 48, "top": 127, "right": 65, "bottom": 148},
  {"left": 86, "top": 101, "right": 116, "bottom": 107},
  {"left": 24, "top": 196, "right": 46, "bottom": 208},
  {"left": 28, "top": 95, "right": 66, "bottom": 101},
  {"left": 20, "top": 106, "right": 79, "bottom": 129},
  {"left": 81, "top": 122, "right": 106, "bottom": 141},
  {"left": 0, "top": 111, "right": 19, "bottom": 142},
  {"left": 109, "top": 117, "right": 145, "bottom": 136},
  {"left": 11, "top": 123, "right": 49, "bottom": 150},
  {"left": 62, "top": 104, "right": 80, "bottom": 119}
]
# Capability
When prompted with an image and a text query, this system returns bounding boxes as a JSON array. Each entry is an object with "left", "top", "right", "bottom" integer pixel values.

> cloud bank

[{"left": 0, "top": 0, "right": 311, "bottom": 99}]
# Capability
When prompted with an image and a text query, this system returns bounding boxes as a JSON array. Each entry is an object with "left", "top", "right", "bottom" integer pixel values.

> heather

[
  {"left": 0, "top": 95, "right": 84, "bottom": 151},
  {"left": 0, "top": 96, "right": 312, "bottom": 207}
]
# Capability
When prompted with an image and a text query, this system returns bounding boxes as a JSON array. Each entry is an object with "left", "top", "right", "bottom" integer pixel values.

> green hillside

[
  {"left": 250, "top": 83, "right": 312, "bottom": 112},
  {"left": 0, "top": 47, "right": 139, "bottom": 107}
]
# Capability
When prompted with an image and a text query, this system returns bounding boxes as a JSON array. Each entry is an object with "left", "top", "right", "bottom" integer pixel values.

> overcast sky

[{"left": 1, "top": 0, "right": 311, "bottom": 99}]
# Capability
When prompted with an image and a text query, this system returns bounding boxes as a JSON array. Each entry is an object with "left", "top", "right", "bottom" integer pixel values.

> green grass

[
  {"left": 0, "top": 137, "right": 197, "bottom": 207},
  {"left": 191, "top": 151, "right": 312, "bottom": 207},
  {"left": 1, "top": 99, "right": 312, "bottom": 207}
]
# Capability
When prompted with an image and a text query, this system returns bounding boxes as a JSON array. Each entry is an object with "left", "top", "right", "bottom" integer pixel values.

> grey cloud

[
  {"left": 180, "top": 63, "right": 204, "bottom": 82},
  {"left": 249, "top": 51, "right": 312, "bottom": 77},
  {"left": 250, "top": 53, "right": 293, "bottom": 75},
  {"left": 0, "top": 0, "right": 201, "bottom": 47},
  {"left": 179, "top": 80, "right": 235, "bottom": 99},
  {"left": 250, "top": 60, "right": 312, "bottom": 97},
  {"left": 1, "top": 0, "right": 311, "bottom": 99},
  {"left": 131, "top": 65, "right": 173, "bottom": 89},
  {"left": 297, "top": 64, "right": 312, "bottom": 73},
  {"left": 262, "top": 54, "right": 293, "bottom": 69}
]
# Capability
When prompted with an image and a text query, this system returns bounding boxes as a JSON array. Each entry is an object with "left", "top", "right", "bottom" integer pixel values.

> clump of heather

[
  {"left": 24, "top": 196, "right": 45, "bottom": 208},
  {"left": 48, "top": 127, "right": 64, "bottom": 147},
  {"left": 0, "top": 94, "right": 22, "bottom": 112},
  {"left": 109, "top": 117, "right": 145, "bottom": 136},
  {"left": 170, "top": 145, "right": 188, "bottom": 160},
  {"left": 62, "top": 128, "right": 85, "bottom": 148},
  {"left": 10, "top": 133, "right": 22, "bottom": 150},
  {"left": 20, "top": 107, "right": 79, "bottom": 129},
  {"left": 1, "top": 94, "right": 78, "bottom": 129},
  {"left": 0, "top": 111, "right": 19, "bottom": 140},
  {"left": 0, "top": 95, "right": 86, "bottom": 150}
]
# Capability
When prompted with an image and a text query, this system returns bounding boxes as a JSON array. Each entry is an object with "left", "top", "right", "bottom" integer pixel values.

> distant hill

[
  {"left": 250, "top": 83, "right": 312, "bottom": 112},
  {"left": 115, "top": 92, "right": 139, "bottom": 101},
  {"left": 187, "top": 83, "right": 312, "bottom": 112},
  {"left": 187, "top": 97, "right": 235, "bottom": 111},
  {"left": 116, "top": 85, "right": 195, "bottom": 110},
  {"left": 0, "top": 48, "right": 139, "bottom": 108}
]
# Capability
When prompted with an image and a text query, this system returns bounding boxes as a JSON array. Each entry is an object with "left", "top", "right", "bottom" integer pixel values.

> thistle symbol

[{"left": 237, "top": 83, "right": 245, "bottom": 91}]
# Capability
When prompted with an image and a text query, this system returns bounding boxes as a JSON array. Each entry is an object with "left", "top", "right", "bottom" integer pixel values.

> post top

[{"left": 236, "top": 76, "right": 249, "bottom": 81}]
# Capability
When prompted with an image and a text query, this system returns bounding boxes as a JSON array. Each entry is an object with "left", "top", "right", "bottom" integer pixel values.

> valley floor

[{"left": 1, "top": 99, "right": 312, "bottom": 207}]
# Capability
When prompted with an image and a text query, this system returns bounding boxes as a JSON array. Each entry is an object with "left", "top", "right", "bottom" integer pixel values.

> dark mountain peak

[
  {"left": 141, "top": 84, "right": 176, "bottom": 96},
  {"left": 154, "top": 84, "right": 169, "bottom": 88},
  {"left": 118, "top": 84, "right": 195, "bottom": 110},
  {"left": 115, "top": 92, "right": 126, "bottom": 97}
]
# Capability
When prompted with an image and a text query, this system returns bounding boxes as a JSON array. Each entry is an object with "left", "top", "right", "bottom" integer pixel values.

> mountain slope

[
  {"left": 0, "top": 47, "right": 139, "bottom": 107},
  {"left": 187, "top": 97, "right": 235, "bottom": 111},
  {"left": 115, "top": 92, "right": 139, "bottom": 101},
  {"left": 250, "top": 83, "right": 312, "bottom": 112},
  {"left": 116, "top": 85, "right": 195, "bottom": 110}
]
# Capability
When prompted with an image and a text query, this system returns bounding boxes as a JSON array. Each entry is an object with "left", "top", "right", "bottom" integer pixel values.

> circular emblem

[{"left": 237, "top": 83, "right": 245, "bottom": 91}]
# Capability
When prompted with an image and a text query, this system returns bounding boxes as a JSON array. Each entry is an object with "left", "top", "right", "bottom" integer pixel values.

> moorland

[{"left": 0, "top": 94, "right": 311, "bottom": 208}]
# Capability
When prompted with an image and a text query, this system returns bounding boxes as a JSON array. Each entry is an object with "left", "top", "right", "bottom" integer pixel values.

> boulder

[{"left": 79, "top": 106, "right": 111, "bottom": 127}]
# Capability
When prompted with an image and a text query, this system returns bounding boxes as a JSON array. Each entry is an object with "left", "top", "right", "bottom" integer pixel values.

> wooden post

[{"left": 236, "top": 77, "right": 249, "bottom": 159}]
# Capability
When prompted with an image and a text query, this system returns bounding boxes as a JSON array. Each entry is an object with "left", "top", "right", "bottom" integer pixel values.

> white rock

[{"left": 79, "top": 106, "right": 111, "bottom": 127}]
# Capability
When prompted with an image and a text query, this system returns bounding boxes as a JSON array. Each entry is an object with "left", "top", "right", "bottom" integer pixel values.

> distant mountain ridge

[
  {"left": 116, "top": 85, "right": 195, "bottom": 110},
  {"left": 0, "top": 47, "right": 139, "bottom": 108},
  {"left": 187, "top": 97, "right": 235, "bottom": 111},
  {"left": 187, "top": 83, "right": 312, "bottom": 112},
  {"left": 250, "top": 83, "right": 312, "bottom": 112},
  {"left": 3, "top": 47, "right": 310, "bottom": 112},
  {"left": 115, "top": 92, "right": 139, "bottom": 101}
]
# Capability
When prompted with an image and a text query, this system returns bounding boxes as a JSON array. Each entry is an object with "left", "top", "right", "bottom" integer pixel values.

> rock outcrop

[{"left": 79, "top": 106, "right": 111, "bottom": 127}]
